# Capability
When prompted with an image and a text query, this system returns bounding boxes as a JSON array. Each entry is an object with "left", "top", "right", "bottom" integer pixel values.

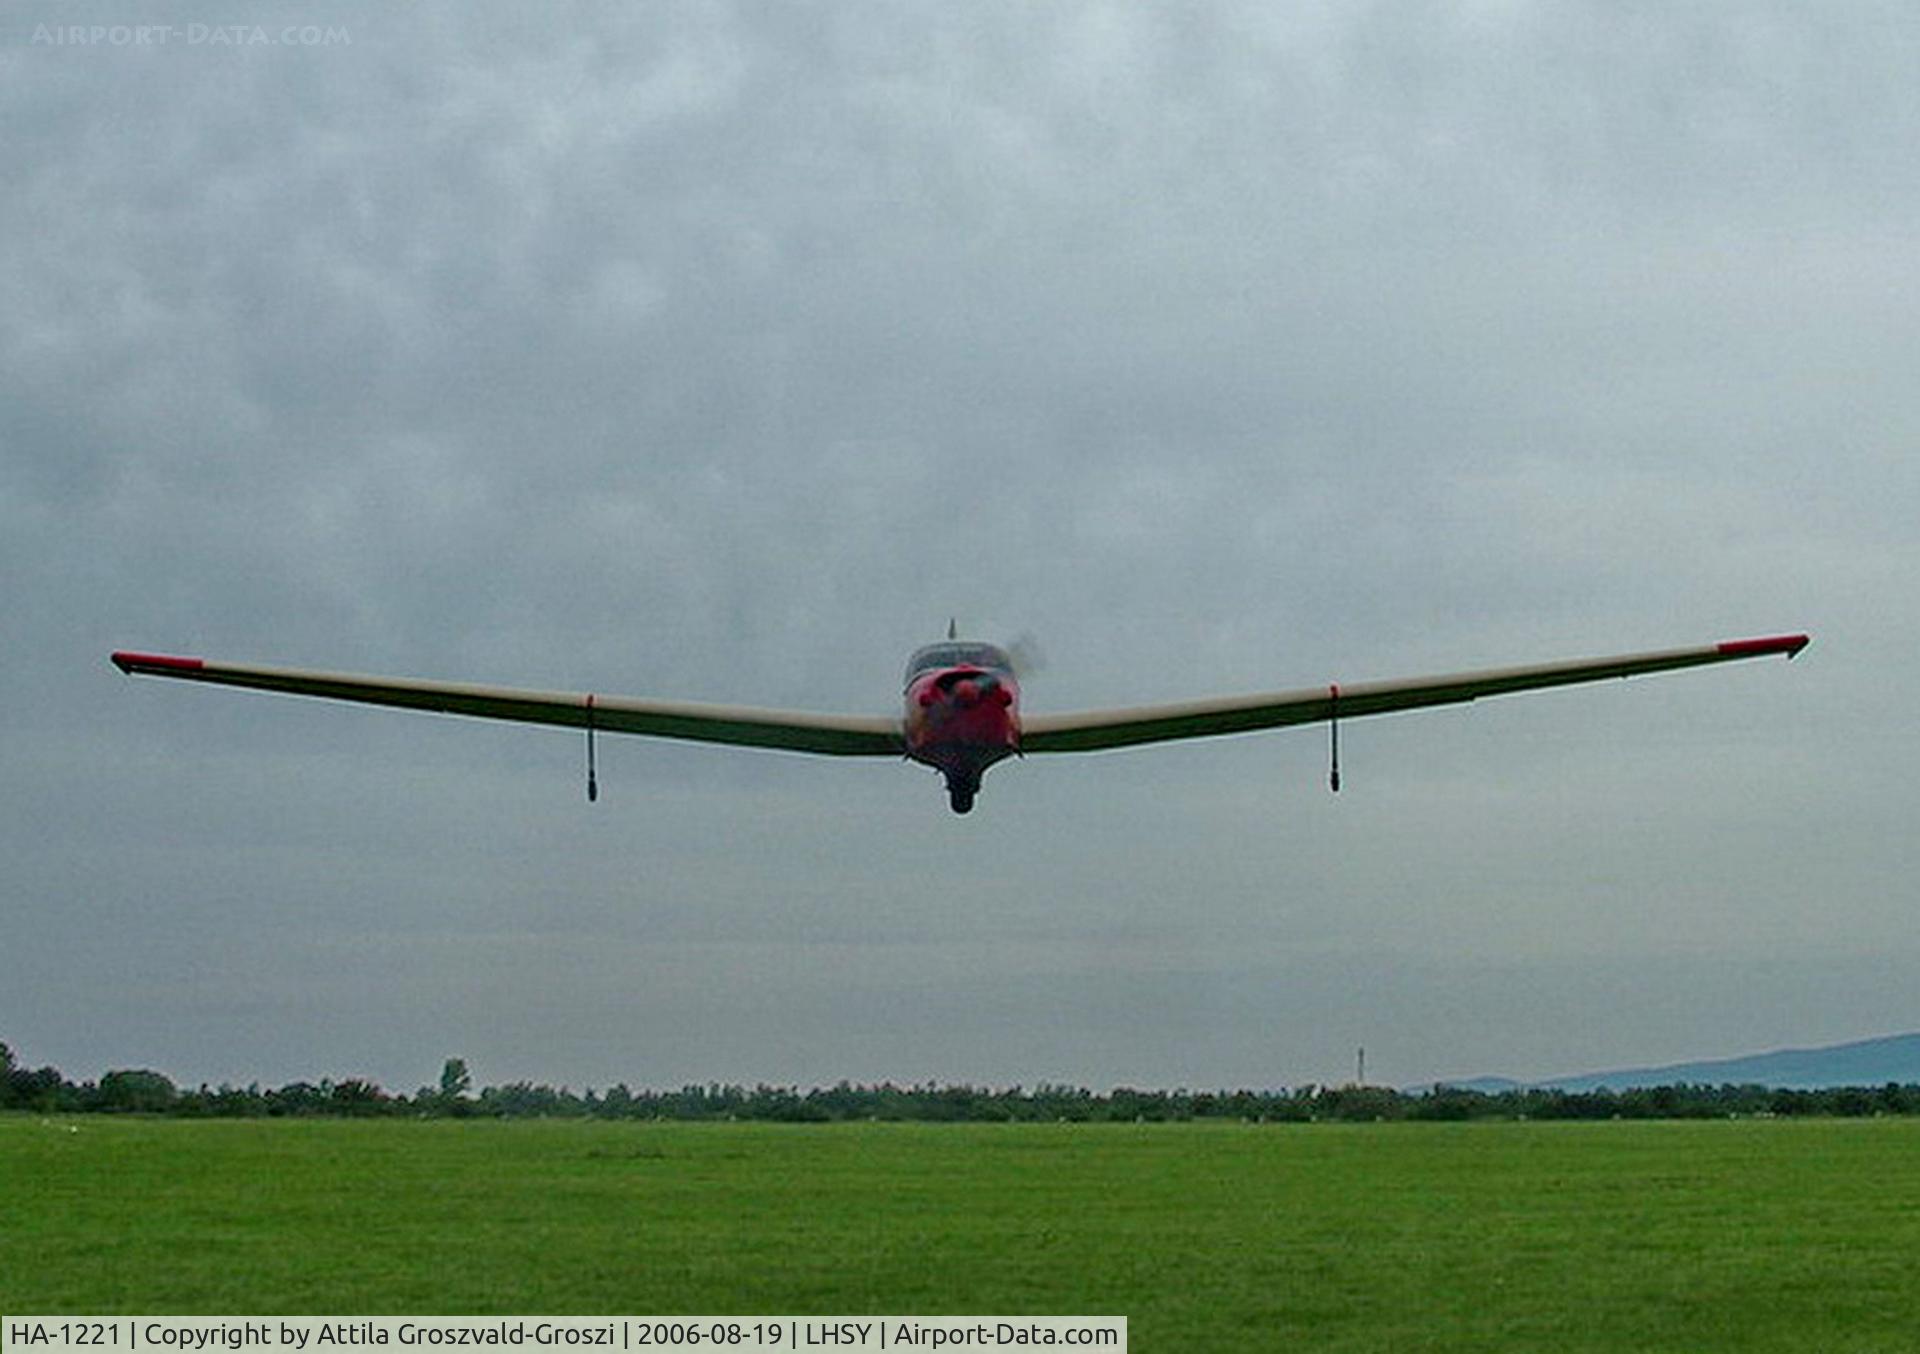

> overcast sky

[{"left": 5, "top": 1, "right": 1916, "bottom": 1096}]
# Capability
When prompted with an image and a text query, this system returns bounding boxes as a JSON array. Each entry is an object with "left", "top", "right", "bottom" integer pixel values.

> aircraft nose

[
  {"left": 955, "top": 675, "right": 1014, "bottom": 709},
  {"left": 925, "top": 668, "right": 1013, "bottom": 712}
]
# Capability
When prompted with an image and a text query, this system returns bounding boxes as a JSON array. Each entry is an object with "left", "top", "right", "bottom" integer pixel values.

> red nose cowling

[{"left": 903, "top": 667, "right": 1020, "bottom": 813}]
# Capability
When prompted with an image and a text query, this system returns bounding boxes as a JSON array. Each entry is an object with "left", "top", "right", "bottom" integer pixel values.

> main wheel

[{"left": 948, "top": 786, "right": 976, "bottom": 814}]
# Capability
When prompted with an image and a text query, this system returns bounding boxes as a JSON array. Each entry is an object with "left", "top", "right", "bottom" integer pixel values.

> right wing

[
  {"left": 110, "top": 652, "right": 904, "bottom": 757},
  {"left": 1019, "top": 634, "right": 1810, "bottom": 754}
]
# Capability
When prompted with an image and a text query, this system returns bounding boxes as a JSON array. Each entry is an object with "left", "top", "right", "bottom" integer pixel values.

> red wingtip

[
  {"left": 112, "top": 650, "right": 205, "bottom": 675},
  {"left": 1716, "top": 634, "right": 1811, "bottom": 659}
]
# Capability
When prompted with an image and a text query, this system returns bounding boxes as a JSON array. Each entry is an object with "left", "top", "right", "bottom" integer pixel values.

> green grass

[{"left": 5, "top": 1116, "right": 1920, "bottom": 1350}]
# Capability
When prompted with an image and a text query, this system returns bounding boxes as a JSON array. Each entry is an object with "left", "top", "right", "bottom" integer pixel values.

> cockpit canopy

[{"left": 904, "top": 641, "right": 1013, "bottom": 686}]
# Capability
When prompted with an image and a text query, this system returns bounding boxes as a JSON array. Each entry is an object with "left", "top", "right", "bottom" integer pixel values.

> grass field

[{"left": 5, "top": 1115, "right": 1919, "bottom": 1350}]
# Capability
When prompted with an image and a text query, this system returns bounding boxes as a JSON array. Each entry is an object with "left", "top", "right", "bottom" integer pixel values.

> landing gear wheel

[{"left": 948, "top": 786, "right": 976, "bottom": 814}]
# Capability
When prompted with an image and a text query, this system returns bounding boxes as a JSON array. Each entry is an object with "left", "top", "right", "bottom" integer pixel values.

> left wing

[
  {"left": 109, "top": 652, "right": 903, "bottom": 757},
  {"left": 1019, "top": 634, "right": 1809, "bottom": 753}
]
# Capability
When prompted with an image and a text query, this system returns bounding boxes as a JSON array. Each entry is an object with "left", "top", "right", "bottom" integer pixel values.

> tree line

[{"left": 5, "top": 1041, "right": 1918, "bottom": 1122}]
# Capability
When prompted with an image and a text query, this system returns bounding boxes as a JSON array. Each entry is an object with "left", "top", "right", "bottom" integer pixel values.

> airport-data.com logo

[{"left": 31, "top": 22, "right": 352, "bottom": 48}]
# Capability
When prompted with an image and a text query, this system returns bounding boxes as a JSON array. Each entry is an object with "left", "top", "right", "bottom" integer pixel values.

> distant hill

[{"left": 1421, "top": 1032, "right": 1920, "bottom": 1094}]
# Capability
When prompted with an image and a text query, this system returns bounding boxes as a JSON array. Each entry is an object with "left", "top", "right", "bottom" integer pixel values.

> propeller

[
  {"left": 935, "top": 620, "right": 1045, "bottom": 685},
  {"left": 1004, "top": 630, "right": 1047, "bottom": 681}
]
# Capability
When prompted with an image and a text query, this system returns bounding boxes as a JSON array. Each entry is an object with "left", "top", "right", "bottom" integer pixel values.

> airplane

[{"left": 111, "top": 630, "right": 1808, "bottom": 814}]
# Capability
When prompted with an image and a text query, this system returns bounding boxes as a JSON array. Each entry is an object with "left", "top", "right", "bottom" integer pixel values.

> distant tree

[
  {"left": 1829, "top": 1086, "right": 1875, "bottom": 1117},
  {"left": 1309, "top": 1084, "right": 1406, "bottom": 1122},
  {"left": 1409, "top": 1086, "right": 1483, "bottom": 1121},
  {"left": 211, "top": 1083, "right": 269, "bottom": 1116},
  {"left": 749, "top": 1086, "right": 828, "bottom": 1123},
  {"left": 15, "top": 1066, "right": 68, "bottom": 1112},
  {"left": 809, "top": 1080, "right": 866, "bottom": 1120},
  {"left": 265, "top": 1081, "right": 329, "bottom": 1116},
  {"left": 423, "top": 1058, "right": 476, "bottom": 1116},
  {"left": 330, "top": 1078, "right": 391, "bottom": 1116},
  {"left": 479, "top": 1080, "right": 583, "bottom": 1118},
  {"left": 440, "top": 1058, "right": 472, "bottom": 1098},
  {"left": 94, "top": 1069, "right": 178, "bottom": 1114}
]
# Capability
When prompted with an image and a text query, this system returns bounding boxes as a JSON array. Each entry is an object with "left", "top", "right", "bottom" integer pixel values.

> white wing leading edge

[
  {"left": 1018, "top": 634, "right": 1810, "bottom": 753},
  {"left": 109, "top": 652, "right": 904, "bottom": 757}
]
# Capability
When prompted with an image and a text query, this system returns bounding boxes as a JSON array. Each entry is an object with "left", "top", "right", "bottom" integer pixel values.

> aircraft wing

[
  {"left": 109, "top": 652, "right": 904, "bottom": 757},
  {"left": 1018, "top": 634, "right": 1809, "bottom": 754}
]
